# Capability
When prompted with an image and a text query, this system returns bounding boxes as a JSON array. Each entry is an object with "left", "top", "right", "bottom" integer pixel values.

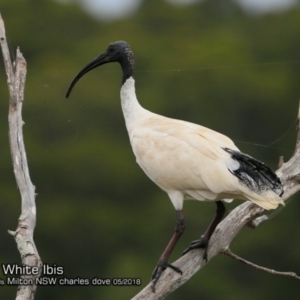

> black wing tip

[{"left": 223, "top": 147, "right": 283, "bottom": 196}]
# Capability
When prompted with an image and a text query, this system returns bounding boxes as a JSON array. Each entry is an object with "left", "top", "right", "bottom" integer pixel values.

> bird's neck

[
  {"left": 120, "top": 55, "right": 134, "bottom": 85},
  {"left": 120, "top": 77, "right": 144, "bottom": 125}
]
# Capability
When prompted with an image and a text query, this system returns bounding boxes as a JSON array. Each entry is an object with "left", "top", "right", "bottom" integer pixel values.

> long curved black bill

[{"left": 66, "top": 52, "right": 108, "bottom": 98}]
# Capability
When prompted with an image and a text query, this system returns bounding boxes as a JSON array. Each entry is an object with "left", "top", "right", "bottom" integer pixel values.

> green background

[{"left": 0, "top": 0, "right": 300, "bottom": 299}]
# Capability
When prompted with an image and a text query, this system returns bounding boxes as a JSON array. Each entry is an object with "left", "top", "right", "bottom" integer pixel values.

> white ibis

[{"left": 66, "top": 41, "right": 284, "bottom": 292}]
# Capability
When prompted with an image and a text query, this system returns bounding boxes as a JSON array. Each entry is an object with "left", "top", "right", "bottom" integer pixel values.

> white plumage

[{"left": 121, "top": 77, "right": 283, "bottom": 211}]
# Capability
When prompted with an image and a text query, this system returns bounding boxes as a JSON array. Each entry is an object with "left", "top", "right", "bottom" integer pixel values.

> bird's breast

[{"left": 129, "top": 130, "right": 215, "bottom": 192}]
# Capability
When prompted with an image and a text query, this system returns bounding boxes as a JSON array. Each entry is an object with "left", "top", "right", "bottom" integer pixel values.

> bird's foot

[
  {"left": 151, "top": 258, "right": 182, "bottom": 292},
  {"left": 182, "top": 235, "right": 209, "bottom": 261}
]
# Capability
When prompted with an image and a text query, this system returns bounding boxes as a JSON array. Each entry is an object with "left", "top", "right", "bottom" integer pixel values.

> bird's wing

[
  {"left": 130, "top": 115, "right": 240, "bottom": 194},
  {"left": 129, "top": 114, "right": 284, "bottom": 210}
]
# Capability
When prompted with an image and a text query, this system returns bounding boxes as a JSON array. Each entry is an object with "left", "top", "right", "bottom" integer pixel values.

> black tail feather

[{"left": 223, "top": 148, "right": 283, "bottom": 197}]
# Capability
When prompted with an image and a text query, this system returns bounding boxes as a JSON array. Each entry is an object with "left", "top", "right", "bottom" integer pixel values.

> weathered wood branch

[
  {"left": 132, "top": 109, "right": 300, "bottom": 299},
  {"left": 0, "top": 13, "right": 42, "bottom": 300},
  {"left": 223, "top": 248, "right": 300, "bottom": 280}
]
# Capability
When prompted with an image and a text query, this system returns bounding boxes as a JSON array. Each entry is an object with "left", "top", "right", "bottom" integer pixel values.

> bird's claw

[
  {"left": 151, "top": 258, "right": 182, "bottom": 292},
  {"left": 182, "top": 235, "right": 209, "bottom": 261}
]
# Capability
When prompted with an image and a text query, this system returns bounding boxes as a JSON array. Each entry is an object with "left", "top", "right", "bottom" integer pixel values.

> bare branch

[
  {"left": 223, "top": 248, "right": 300, "bottom": 280},
  {"left": 132, "top": 90, "right": 300, "bottom": 300},
  {"left": 0, "top": 12, "right": 42, "bottom": 300}
]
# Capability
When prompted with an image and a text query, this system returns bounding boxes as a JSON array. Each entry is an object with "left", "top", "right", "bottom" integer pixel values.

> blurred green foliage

[{"left": 0, "top": 0, "right": 300, "bottom": 299}]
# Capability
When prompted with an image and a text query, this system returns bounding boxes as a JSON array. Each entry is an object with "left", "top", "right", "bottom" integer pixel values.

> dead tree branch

[
  {"left": 223, "top": 248, "right": 300, "bottom": 280},
  {"left": 131, "top": 110, "right": 300, "bottom": 299},
  {"left": 0, "top": 13, "right": 42, "bottom": 300}
]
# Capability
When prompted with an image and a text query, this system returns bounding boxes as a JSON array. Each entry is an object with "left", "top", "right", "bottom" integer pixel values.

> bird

[{"left": 66, "top": 41, "right": 284, "bottom": 292}]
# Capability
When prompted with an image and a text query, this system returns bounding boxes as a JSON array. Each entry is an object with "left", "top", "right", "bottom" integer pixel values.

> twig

[
  {"left": 223, "top": 248, "right": 300, "bottom": 280},
  {"left": 0, "top": 12, "right": 42, "bottom": 300}
]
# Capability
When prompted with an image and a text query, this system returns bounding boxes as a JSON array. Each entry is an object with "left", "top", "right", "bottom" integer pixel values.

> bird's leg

[
  {"left": 151, "top": 210, "right": 185, "bottom": 292},
  {"left": 182, "top": 201, "right": 226, "bottom": 261}
]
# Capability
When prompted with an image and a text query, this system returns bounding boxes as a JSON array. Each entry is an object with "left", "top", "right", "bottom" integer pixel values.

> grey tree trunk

[{"left": 0, "top": 13, "right": 42, "bottom": 300}]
